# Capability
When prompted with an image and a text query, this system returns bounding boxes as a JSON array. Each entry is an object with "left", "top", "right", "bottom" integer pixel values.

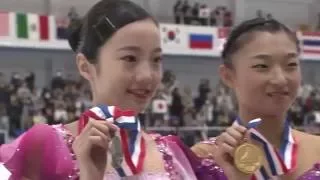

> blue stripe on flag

[
  {"left": 190, "top": 34, "right": 213, "bottom": 42},
  {"left": 115, "top": 167, "right": 126, "bottom": 177},
  {"left": 98, "top": 105, "right": 113, "bottom": 118},
  {"left": 303, "top": 40, "right": 320, "bottom": 46},
  {"left": 251, "top": 133, "right": 277, "bottom": 176}
]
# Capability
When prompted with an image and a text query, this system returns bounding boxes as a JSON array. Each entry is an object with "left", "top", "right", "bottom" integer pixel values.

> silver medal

[{"left": 111, "top": 135, "right": 123, "bottom": 169}]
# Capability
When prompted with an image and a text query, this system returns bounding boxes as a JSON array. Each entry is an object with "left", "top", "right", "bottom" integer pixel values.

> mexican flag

[{"left": 16, "top": 13, "right": 49, "bottom": 40}]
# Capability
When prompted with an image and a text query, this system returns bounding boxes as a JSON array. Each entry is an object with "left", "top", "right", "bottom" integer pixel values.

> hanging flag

[
  {"left": 217, "top": 27, "right": 230, "bottom": 39},
  {"left": 56, "top": 17, "right": 70, "bottom": 39},
  {"left": 39, "top": 15, "right": 49, "bottom": 40},
  {"left": 301, "top": 32, "right": 320, "bottom": 55},
  {"left": 15, "top": 13, "right": 50, "bottom": 40},
  {"left": 161, "top": 25, "right": 181, "bottom": 45},
  {"left": 189, "top": 33, "right": 213, "bottom": 49},
  {"left": 0, "top": 12, "right": 9, "bottom": 37},
  {"left": 16, "top": 13, "right": 28, "bottom": 38},
  {"left": 152, "top": 99, "right": 168, "bottom": 114},
  {"left": 217, "top": 27, "right": 230, "bottom": 51},
  {"left": 198, "top": 8, "right": 211, "bottom": 18}
]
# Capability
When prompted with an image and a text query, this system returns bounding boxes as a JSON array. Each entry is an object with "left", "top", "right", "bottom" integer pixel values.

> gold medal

[{"left": 234, "top": 143, "right": 264, "bottom": 174}]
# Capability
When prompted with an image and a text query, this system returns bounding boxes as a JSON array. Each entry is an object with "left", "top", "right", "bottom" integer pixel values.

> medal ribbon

[
  {"left": 234, "top": 118, "right": 297, "bottom": 180},
  {"left": 78, "top": 105, "right": 146, "bottom": 177}
]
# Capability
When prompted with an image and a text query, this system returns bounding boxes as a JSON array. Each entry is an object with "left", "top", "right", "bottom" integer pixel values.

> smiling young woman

[{"left": 191, "top": 18, "right": 320, "bottom": 180}]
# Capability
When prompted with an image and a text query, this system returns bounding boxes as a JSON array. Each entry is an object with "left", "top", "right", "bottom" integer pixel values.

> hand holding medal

[
  {"left": 216, "top": 118, "right": 294, "bottom": 180},
  {"left": 213, "top": 123, "right": 253, "bottom": 180},
  {"left": 76, "top": 105, "right": 146, "bottom": 178},
  {"left": 233, "top": 119, "right": 264, "bottom": 175}
]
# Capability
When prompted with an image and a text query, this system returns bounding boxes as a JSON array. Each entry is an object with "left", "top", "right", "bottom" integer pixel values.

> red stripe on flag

[
  {"left": 0, "top": 12, "right": 9, "bottom": 37},
  {"left": 190, "top": 42, "right": 213, "bottom": 49},
  {"left": 39, "top": 15, "right": 49, "bottom": 40}
]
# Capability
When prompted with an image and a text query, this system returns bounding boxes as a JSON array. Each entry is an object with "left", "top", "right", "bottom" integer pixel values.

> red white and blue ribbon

[
  {"left": 80, "top": 105, "right": 146, "bottom": 177},
  {"left": 234, "top": 118, "right": 298, "bottom": 180}
]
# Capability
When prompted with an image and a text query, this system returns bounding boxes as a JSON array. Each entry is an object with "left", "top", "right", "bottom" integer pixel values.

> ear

[
  {"left": 76, "top": 53, "right": 95, "bottom": 81},
  {"left": 218, "top": 64, "right": 235, "bottom": 89}
]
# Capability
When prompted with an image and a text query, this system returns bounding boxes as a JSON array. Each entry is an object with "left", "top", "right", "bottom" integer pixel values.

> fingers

[
  {"left": 88, "top": 136, "right": 109, "bottom": 149},
  {"left": 82, "top": 118, "right": 119, "bottom": 138},
  {"left": 215, "top": 124, "right": 248, "bottom": 157}
]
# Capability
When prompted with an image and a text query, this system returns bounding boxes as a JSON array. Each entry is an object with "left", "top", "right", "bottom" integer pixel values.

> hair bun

[{"left": 67, "top": 19, "right": 83, "bottom": 52}]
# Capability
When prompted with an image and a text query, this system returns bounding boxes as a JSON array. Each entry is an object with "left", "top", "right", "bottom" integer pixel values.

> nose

[
  {"left": 134, "top": 61, "right": 154, "bottom": 85},
  {"left": 269, "top": 66, "right": 287, "bottom": 87}
]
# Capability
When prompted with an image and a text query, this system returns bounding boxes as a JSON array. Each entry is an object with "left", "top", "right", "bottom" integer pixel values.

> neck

[{"left": 238, "top": 108, "right": 287, "bottom": 149}]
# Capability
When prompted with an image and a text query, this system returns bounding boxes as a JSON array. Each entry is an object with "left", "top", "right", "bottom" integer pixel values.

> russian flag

[
  {"left": 189, "top": 33, "right": 213, "bottom": 49},
  {"left": 301, "top": 32, "right": 320, "bottom": 55}
]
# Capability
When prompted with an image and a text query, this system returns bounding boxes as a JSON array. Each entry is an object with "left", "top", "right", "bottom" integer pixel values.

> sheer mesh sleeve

[{"left": 0, "top": 124, "right": 75, "bottom": 180}]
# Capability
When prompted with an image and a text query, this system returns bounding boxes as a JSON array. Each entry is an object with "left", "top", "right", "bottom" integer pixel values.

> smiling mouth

[
  {"left": 127, "top": 89, "right": 152, "bottom": 100},
  {"left": 267, "top": 92, "right": 289, "bottom": 97}
]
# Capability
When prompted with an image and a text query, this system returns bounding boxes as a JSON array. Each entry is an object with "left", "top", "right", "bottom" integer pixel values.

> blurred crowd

[
  {"left": 0, "top": 70, "right": 320, "bottom": 144},
  {"left": 173, "top": 0, "right": 233, "bottom": 27},
  {"left": 0, "top": 72, "right": 92, "bottom": 138}
]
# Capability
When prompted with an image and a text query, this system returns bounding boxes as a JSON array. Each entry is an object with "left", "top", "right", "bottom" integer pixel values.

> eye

[
  {"left": 252, "top": 64, "right": 268, "bottom": 69},
  {"left": 121, "top": 55, "right": 137, "bottom": 62},
  {"left": 154, "top": 56, "right": 163, "bottom": 63},
  {"left": 288, "top": 62, "right": 298, "bottom": 67}
]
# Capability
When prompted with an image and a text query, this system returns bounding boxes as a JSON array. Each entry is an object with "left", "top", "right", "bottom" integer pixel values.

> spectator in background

[
  {"left": 266, "top": 13, "right": 273, "bottom": 20},
  {"left": 0, "top": 73, "right": 11, "bottom": 108},
  {"left": 173, "top": 0, "right": 182, "bottom": 24},
  {"left": 170, "top": 87, "right": 184, "bottom": 126},
  {"left": 256, "top": 9, "right": 264, "bottom": 18},
  {"left": 51, "top": 71, "right": 65, "bottom": 90},
  {"left": 11, "top": 72, "right": 22, "bottom": 91},
  {"left": 181, "top": 0, "right": 191, "bottom": 24},
  {"left": 224, "top": 11, "right": 233, "bottom": 27},
  {"left": 198, "top": 4, "right": 210, "bottom": 26},
  {"left": 7, "top": 94, "right": 23, "bottom": 137},
  {"left": 191, "top": 3, "right": 200, "bottom": 24},
  {"left": 24, "top": 72, "right": 35, "bottom": 91},
  {"left": 53, "top": 104, "right": 68, "bottom": 124},
  {"left": 68, "top": 6, "right": 80, "bottom": 22}
]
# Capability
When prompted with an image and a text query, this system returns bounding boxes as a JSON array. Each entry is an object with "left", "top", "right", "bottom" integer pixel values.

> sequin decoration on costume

[
  {"left": 52, "top": 124, "right": 79, "bottom": 179},
  {"left": 154, "top": 135, "right": 181, "bottom": 180}
]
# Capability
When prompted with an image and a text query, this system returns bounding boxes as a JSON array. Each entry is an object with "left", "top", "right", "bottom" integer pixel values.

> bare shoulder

[
  {"left": 293, "top": 129, "right": 320, "bottom": 143},
  {"left": 293, "top": 129, "right": 320, "bottom": 155}
]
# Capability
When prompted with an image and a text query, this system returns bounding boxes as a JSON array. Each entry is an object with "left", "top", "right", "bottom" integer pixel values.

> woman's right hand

[
  {"left": 72, "top": 118, "right": 119, "bottom": 180},
  {"left": 213, "top": 124, "right": 251, "bottom": 180}
]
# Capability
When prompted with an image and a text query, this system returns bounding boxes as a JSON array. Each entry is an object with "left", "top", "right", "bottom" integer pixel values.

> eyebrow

[
  {"left": 251, "top": 52, "right": 298, "bottom": 61},
  {"left": 117, "top": 46, "right": 162, "bottom": 53}
]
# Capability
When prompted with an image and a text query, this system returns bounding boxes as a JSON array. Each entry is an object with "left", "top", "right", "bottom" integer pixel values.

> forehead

[
  {"left": 104, "top": 19, "right": 160, "bottom": 50},
  {"left": 233, "top": 31, "right": 298, "bottom": 60}
]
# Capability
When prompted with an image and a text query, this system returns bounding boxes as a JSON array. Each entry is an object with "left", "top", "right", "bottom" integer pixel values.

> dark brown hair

[
  {"left": 221, "top": 18, "right": 300, "bottom": 67},
  {"left": 68, "top": 0, "right": 157, "bottom": 64}
]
